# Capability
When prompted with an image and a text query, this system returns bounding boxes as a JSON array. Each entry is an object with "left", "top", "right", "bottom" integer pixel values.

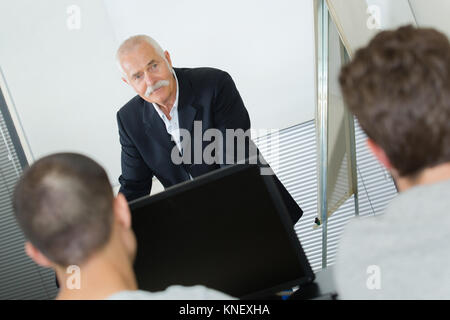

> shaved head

[{"left": 13, "top": 153, "right": 114, "bottom": 266}]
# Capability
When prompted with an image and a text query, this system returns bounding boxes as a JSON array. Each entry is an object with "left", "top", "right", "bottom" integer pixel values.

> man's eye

[
  {"left": 135, "top": 75, "right": 141, "bottom": 80},
  {"left": 151, "top": 63, "right": 158, "bottom": 69}
]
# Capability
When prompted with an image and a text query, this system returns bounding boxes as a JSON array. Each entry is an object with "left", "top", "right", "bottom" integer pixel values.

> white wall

[
  {"left": 326, "top": 0, "right": 416, "bottom": 57},
  {"left": 0, "top": 0, "right": 129, "bottom": 187},
  {"left": 0, "top": 0, "right": 316, "bottom": 189},
  {"left": 410, "top": 0, "right": 450, "bottom": 36},
  {"left": 103, "top": 0, "right": 316, "bottom": 133},
  {"left": 365, "top": 0, "right": 416, "bottom": 29}
]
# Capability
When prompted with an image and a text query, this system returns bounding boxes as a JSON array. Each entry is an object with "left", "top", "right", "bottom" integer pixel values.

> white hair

[{"left": 116, "top": 35, "right": 169, "bottom": 77}]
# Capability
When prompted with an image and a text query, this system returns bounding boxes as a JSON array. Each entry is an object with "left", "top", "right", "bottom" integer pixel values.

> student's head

[
  {"left": 340, "top": 25, "right": 450, "bottom": 182},
  {"left": 13, "top": 153, "right": 136, "bottom": 270}
]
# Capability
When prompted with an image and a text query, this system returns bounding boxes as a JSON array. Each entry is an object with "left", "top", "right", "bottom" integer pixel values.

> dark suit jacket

[{"left": 117, "top": 67, "right": 303, "bottom": 224}]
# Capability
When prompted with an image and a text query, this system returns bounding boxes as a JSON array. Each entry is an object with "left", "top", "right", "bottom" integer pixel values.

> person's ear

[
  {"left": 121, "top": 76, "right": 129, "bottom": 85},
  {"left": 164, "top": 51, "right": 173, "bottom": 69},
  {"left": 25, "top": 241, "right": 53, "bottom": 268},
  {"left": 113, "top": 193, "right": 132, "bottom": 229},
  {"left": 367, "top": 138, "right": 393, "bottom": 170}
]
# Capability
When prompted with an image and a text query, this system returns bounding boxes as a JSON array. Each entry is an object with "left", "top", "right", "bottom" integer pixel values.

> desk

[{"left": 288, "top": 266, "right": 338, "bottom": 300}]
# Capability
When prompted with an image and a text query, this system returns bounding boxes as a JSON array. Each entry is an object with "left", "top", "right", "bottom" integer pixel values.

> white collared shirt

[
  {"left": 152, "top": 70, "right": 182, "bottom": 153},
  {"left": 152, "top": 70, "right": 193, "bottom": 180}
]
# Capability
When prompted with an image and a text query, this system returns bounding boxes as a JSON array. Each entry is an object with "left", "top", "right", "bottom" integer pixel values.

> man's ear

[
  {"left": 367, "top": 138, "right": 393, "bottom": 170},
  {"left": 164, "top": 50, "right": 173, "bottom": 69},
  {"left": 121, "top": 77, "right": 129, "bottom": 85},
  {"left": 25, "top": 241, "right": 53, "bottom": 268},
  {"left": 113, "top": 193, "right": 132, "bottom": 229}
]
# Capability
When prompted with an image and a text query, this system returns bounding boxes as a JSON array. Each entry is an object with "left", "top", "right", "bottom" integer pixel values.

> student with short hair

[
  {"left": 14, "top": 153, "right": 232, "bottom": 300},
  {"left": 335, "top": 25, "right": 450, "bottom": 299}
]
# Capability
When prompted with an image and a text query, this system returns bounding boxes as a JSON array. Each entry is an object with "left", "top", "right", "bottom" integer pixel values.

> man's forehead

[{"left": 120, "top": 43, "right": 160, "bottom": 74}]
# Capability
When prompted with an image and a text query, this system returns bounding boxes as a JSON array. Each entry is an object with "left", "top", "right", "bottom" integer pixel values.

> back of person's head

[
  {"left": 13, "top": 153, "right": 117, "bottom": 267},
  {"left": 339, "top": 25, "right": 450, "bottom": 177}
]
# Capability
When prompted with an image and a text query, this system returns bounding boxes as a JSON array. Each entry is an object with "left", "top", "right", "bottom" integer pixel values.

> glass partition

[{"left": 315, "top": 0, "right": 358, "bottom": 268}]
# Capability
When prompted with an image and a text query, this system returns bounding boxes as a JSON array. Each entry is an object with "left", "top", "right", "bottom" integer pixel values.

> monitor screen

[{"left": 129, "top": 164, "right": 314, "bottom": 299}]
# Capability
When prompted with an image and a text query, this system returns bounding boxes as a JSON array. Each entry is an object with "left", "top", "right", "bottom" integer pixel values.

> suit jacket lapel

[
  {"left": 143, "top": 100, "right": 174, "bottom": 153},
  {"left": 142, "top": 68, "right": 198, "bottom": 154},
  {"left": 175, "top": 68, "right": 198, "bottom": 135}
]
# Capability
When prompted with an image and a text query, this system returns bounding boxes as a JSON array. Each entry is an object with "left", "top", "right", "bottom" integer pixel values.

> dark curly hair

[{"left": 339, "top": 25, "right": 450, "bottom": 177}]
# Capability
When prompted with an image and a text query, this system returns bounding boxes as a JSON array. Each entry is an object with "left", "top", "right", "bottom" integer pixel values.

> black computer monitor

[{"left": 129, "top": 164, "right": 315, "bottom": 299}]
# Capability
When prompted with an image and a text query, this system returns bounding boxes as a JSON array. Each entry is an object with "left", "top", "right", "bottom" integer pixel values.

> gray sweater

[
  {"left": 334, "top": 178, "right": 450, "bottom": 299},
  {"left": 107, "top": 285, "right": 235, "bottom": 300}
]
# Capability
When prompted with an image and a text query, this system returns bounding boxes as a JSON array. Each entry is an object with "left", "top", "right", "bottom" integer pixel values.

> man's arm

[
  {"left": 117, "top": 112, "right": 154, "bottom": 201},
  {"left": 212, "top": 71, "right": 252, "bottom": 165}
]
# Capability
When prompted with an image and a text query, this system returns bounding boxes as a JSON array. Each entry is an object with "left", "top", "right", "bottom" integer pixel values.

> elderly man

[
  {"left": 335, "top": 25, "right": 450, "bottom": 299},
  {"left": 115, "top": 35, "right": 303, "bottom": 224},
  {"left": 116, "top": 35, "right": 252, "bottom": 201},
  {"left": 14, "top": 153, "right": 233, "bottom": 299}
]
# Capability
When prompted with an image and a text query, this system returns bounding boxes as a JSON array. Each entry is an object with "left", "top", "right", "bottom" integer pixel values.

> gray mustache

[{"left": 145, "top": 80, "right": 170, "bottom": 97}]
